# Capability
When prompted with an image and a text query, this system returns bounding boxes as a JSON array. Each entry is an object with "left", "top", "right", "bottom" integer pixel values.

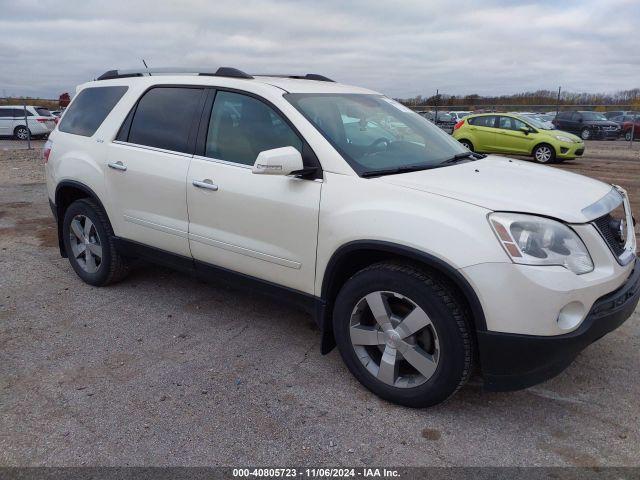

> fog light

[{"left": 557, "top": 302, "right": 585, "bottom": 331}]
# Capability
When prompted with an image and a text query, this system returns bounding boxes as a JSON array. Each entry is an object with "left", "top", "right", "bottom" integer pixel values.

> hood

[
  {"left": 587, "top": 120, "right": 619, "bottom": 127},
  {"left": 378, "top": 156, "right": 612, "bottom": 223},
  {"left": 539, "top": 129, "right": 582, "bottom": 142}
]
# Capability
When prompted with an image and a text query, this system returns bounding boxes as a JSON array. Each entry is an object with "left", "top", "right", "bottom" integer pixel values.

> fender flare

[
  {"left": 318, "top": 240, "right": 487, "bottom": 353},
  {"left": 54, "top": 180, "right": 110, "bottom": 257}
]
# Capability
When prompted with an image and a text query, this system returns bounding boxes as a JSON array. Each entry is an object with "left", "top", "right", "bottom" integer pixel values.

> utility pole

[
  {"left": 556, "top": 86, "right": 561, "bottom": 117},
  {"left": 434, "top": 89, "right": 439, "bottom": 122}
]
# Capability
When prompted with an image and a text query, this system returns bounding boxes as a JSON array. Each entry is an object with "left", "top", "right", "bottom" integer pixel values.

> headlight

[
  {"left": 489, "top": 213, "right": 594, "bottom": 274},
  {"left": 555, "top": 135, "right": 574, "bottom": 142}
]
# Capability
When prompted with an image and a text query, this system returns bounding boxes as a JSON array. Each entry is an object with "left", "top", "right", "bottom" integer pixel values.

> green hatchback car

[{"left": 452, "top": 113, "right": 585, "bottom": 163}]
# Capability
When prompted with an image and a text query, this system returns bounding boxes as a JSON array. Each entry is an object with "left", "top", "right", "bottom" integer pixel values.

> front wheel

[
  {"left": 625, "top": 131, "right": 633, "bottom": 141},
  {"left": 332, "top": 262, "right": 474, "bottom": 408},
  {"left": 533, "top": 144, "right": 556, "bottom": 163},
  {"left": 62, "top": 198, "right": 129, "bottom": 286}
]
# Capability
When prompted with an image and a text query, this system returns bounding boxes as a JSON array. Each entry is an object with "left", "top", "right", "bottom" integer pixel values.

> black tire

[
  {"left": 458, "top": 139, "right": 474, "bottom": 152},
  {"left": 332, "top": 262, "right": 474, "bottom": 408},
  {"left": 625, "top": 131, "right": 632, "bottom": 141},
  {"left": 532, "top": 143, "right": 556, "bottom": 164},
  {"left": 62, "top": 198, "right": 129, "bottom": 286},
  {"left": 13, "top": 126, "right": 30, "bottom": 140},
  {"left": 580, "top": 128, "right": 591, "bottom": 140}
]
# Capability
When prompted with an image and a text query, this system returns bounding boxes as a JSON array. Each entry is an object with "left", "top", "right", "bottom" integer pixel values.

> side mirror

[
  {"left": 252, "top": 146, "right": 304, "bottom": 176},
  {"left": 519, "top": 126, "right": 530, "bottom": 135}
]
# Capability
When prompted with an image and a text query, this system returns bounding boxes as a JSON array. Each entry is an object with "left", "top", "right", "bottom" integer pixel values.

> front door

[
  {"left": 105, "top": 86, "right": 205, "bottom": 257},
  {"left": 186, "top": 89, "right": 322, "bottom": 294},
  {"left": 494, "top": 116, "right": 535, "bottom": 154}
]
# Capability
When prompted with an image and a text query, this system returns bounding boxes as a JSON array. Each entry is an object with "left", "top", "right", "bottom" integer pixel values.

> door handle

[
  {"left": 108, "top": 161, "right": 127, "bottom": 171},
  {"left": 192, "top": 179, "right": 219, "bottom": 191}
]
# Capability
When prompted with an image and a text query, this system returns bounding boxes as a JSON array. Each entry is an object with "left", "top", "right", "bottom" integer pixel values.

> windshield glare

[
  {"left": 582, "top": 112, "right": 607, "bottom": 121},
  {"left": 285, "top": 93, "right": 468, "bottom": 175},
  {"left": 519, "top": 115, "right": 553, "bottom": 130}
]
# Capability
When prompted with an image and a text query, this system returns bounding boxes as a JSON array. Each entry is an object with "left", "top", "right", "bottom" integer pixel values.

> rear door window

[
  {"left": 469, "top": 116, "right": 496, "bottom": 128},
  {"left": 127, "top": 87, "right": 204, "bottom": 154},
  {"left": 59, "top": 86, "right": 128, "bottom": 136}
]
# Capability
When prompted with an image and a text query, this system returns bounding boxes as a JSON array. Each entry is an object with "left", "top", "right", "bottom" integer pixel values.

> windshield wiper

[
  {"left": 361, "top": 152, "right": 486, "bottom": 178},
  {"left": 439, "top": 151, "right": 484, "bottom": 166},
  {"left": 361, "top": 164, "right": 436, "bottom": 178}
]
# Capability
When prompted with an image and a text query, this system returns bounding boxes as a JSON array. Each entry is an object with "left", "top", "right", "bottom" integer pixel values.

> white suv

[
  {"left": 45, "top": 67, "right": 639, "bottom": 407},
  {"left": 0, "top": 105, "right": 56, "bottom": 139}
]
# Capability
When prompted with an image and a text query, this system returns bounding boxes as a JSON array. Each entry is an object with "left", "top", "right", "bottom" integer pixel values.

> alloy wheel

[
  {"left": 15, "top": 127, "right": 29, "bottom": 140},
  {"left": 349, "top": 291, "right": 440, "bottom": 388},
  {"left": 581, "top": 129, "right": 591, "bottom": 140},
  {"left": 535, "top": 146, "right": 553, "bottom": 163},
  {"left": 69, "top": 214, "right": 103, "bottom": 273}
]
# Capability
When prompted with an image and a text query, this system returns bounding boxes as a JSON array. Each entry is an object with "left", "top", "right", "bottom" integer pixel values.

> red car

[{"left": 622, "top": 120, "right": 640, "bottom": 140}]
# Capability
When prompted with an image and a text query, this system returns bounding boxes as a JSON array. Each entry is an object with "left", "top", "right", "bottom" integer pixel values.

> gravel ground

[{"left": 1, "top": 141, "right": 639, "bottom": 467}]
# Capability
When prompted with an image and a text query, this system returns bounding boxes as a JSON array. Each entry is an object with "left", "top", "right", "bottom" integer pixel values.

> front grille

[{"left": 594, "top": 214, "right": 626, "bottom": 257}]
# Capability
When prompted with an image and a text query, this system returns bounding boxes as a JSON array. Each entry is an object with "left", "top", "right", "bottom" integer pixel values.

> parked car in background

[
  {"left": 621, "top": 119, "right": 640, "bottom": 141},
  {"left": 520, "top": 113, "right": 555, "bottom": 130},
  {"left": 552, "top": 111, "right": 621, "bottom": 140},
  {"left": 605, "top": 111, "right": 639, "bottom": 120},
  {"left": 420, "top": 111, "right": 456, "bottom": 133},
  {"left": 453, "top": 113, "right": 584, "bottom": 163},
  {"left": 0, "top": 105, "right": 56, "bottom": 139},
  {"left": 611, "top": 114, "right": 639, "bottom": 127},
  {"left": 449, "top": 111, "right": 471, "bottom": 123}
]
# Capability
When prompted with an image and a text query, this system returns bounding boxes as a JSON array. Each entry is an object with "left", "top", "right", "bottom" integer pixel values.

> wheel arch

[
  {"left": 532, "top": 141, "right": 556, "bottom": 157},
  {"left": 318, "top": 240, "right": 487, "bottom": 354},
  {"left": 54, "top": 180, "right": 111, "bottom": 258}
]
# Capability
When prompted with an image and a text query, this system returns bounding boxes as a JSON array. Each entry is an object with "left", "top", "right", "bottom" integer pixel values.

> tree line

[{"left": 398, "top": 88, "right": 640, "bottom": 108}]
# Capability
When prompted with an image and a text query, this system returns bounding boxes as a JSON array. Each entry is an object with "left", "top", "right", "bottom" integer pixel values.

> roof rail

[
  {"left": 254, "top": 73, "right": 335, "bottom": 82},
  {"left": 96, "top": 67, "right": 254, "bottom": 81}
]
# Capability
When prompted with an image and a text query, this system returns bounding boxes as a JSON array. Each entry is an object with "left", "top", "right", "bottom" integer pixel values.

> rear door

[
  {"left": 0, "top": 108, "right": 12, "bottom": 135},
  {"left": 467, "top": 115, "right": 497, "bottom": 152},
  {"left": 186, "top": 89, "right": 322, "bottom": 293},
  {"left": 106, "top": 86, "right": 205, "bottom": 257},
  {"left": 493, "top": 116, "right": 535, "bottom": 154}
]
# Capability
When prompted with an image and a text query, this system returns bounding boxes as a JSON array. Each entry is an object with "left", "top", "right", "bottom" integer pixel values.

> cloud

[{"left": 0, "top": 0, "right": 638, "bottom": 98}]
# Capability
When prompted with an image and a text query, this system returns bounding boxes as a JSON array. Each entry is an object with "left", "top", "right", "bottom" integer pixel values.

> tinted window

[
  {"left": 128, "top": 87, "right": 203, "bottom": 153},
  {"left": 35, "top": 107, "right": 52, "bottom": 117},
  {"left": 59, "top": 86, "right": 128, "bottom": 136},
  {"left": 468, "top": 115, "right": 496, "bottom": 127},
  {"left": 0, "top": 109, "right": 12, "bottom": 118},
  {"left": 557, "top": 112, "right": 570, "bottom": 120},
  {"left": 206, "top": 91, "right": 302, "bottom": 165}
]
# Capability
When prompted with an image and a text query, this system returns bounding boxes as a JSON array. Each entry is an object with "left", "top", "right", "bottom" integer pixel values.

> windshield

[
  {"left": 581, "top": 112, "right": 607, "bottom": 121},
  {"left": 518, "top": 115, "right": 553, "bottom": 130},
  {"left": 285, "top": 93, "right": 468, "bottom": 175}
]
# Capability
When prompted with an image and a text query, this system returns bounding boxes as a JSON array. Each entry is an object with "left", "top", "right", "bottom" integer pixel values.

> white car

[
  {"left": 449, "top": 111, "right": 471, "bottom": 123},
  {"left": 0, "top": 105, "right": 56, "bottom": 139},
  {"left": 45, "top": 68, "right": 639, "bottom": 407}
]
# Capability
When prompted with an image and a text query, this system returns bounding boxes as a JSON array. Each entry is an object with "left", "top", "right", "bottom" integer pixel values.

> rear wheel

[
  {"left": 580, "top": 128, "right": 591, "bottom": 140},
  {"left": 62, "top": 199, "right": 129, "bottom": 286},
  {"left": 625, "top": 131, "right": 633, "bottom": 141},
  {"left": 533, "top": 144, "right": 556, "bottom": 163},
  {"left": 332, "top": 262, "right": 474, "bottom": 408},
  {"left": 458, "top": 139, "right": 474, "bottom": 152},
  {"left": 14, "top": 126, "right": 30, "bottom": 140}
]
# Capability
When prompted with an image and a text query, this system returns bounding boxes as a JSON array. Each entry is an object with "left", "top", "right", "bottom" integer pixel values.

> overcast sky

[{"left": 1, "top": 0, "right": 638, "bottom": 99}]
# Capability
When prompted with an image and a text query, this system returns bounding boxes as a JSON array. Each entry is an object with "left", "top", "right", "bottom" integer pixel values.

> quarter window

[
  {"left": 128, "top": 87, "right": 203, "bottom": 154},
  {"left": 59, "top": 86, "right": 128, "bottom": 137},
  {"left": 205, "top": 91, "right": 302, "bottom": 166}
]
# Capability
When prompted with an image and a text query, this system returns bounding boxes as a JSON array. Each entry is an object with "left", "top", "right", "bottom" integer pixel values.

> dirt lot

[{"left": 1, "top": 140, "right": 639, "bottom": 467}]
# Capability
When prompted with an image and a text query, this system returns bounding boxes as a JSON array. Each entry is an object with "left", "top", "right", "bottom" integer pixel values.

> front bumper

[
  {"left": 556, "top": 141, "right": 585, "bottom": 158},
  {"left": 478, "top": 258, "right": 640, "bottom": 391}
]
